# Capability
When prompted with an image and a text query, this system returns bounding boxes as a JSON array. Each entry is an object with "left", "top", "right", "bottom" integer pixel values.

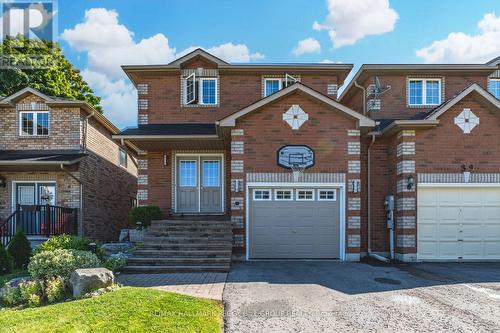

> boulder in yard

[
  {"left": 100, "top": 243, "right": 133, "bottom": 259},
  {"left": 70, "top": 268, "right": 114, "bottom": 297}
]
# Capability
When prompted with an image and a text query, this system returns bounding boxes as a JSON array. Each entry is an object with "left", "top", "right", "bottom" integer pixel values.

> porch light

[
  {"left": 406, "top": 175, "right": 415, "bottom": 190},
  {"left": 0, "top": 175, "right": 5, "bottom": 188},
  {"left": 163, "top": 154, "right": 168, "bottom": 166}
]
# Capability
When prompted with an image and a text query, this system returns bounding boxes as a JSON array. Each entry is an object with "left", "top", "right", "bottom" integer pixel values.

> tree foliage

[{"left": 0, "top": 35, "right": 102, "bottom": 112}]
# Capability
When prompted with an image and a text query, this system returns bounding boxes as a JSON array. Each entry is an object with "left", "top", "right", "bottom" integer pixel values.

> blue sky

[{"left": 8, "top": 0, "right": 500, "bottom": 128}]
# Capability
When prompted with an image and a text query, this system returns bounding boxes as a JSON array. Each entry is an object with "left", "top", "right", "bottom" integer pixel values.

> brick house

[
  {"left": 0, "top": 87, "right": 138, "bottom": 243},
  {"left": 116, "top": 48, "right": 500, "bottom": 262}
]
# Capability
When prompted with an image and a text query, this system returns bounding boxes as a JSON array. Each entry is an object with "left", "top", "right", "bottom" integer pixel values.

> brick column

[
  {"left": 137, "top": 151, "right": 149, "bottom": 206},
  {"left": 137, "top": 83, "right": 149, "bottom": 125},
  {"left": 346, "top": 129, "right": 361, "bottom": 261},
  {"left": 395, "top": 130, "right": 417, "bottom": 262},
  {"left": 230, "top": 128, "right": 245, "bottom": 255}
]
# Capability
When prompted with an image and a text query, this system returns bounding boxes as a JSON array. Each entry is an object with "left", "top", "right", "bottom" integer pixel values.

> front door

[
  {"left": 14, "top": 183, "right": 56, "bottom": 235},
  {"left": 177, "top": 156, "right": 223, "bottom": 214}
]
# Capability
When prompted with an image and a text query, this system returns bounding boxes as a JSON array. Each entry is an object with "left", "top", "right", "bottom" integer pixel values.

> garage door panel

[
  {"left": 250, "top": 187, "right": 340, "bottom": 259},
  {"left": 418, "top": 186, "right": 500, "bottom": 261}
]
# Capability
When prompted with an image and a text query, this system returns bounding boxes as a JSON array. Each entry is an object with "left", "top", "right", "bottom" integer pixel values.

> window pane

[
  {"left": 265, "top": 80, "right": 280, "bottom": 96},
  {"left": 319, "top": 190, "right": 335, "bottom": 200},
  {"left": 254, "top": 190, "right": 270, "bottom": 200},
  {"left": 276, "top": 190, "right": 292, "bottom": 200},
  {"left": 119, "top": 149, "right": 127, "bottom": 167},
  {"left": 425, "top": 80, "right": 440, "bottom": 104},
  {"left": 490, "top": 80, "right": 500, "bottom": 99},
  {"left": 203, "top": 161, "right": 220, "bottom": 186},
  {"left": 179, "top": 161, "right": 197, "bottom": 186},
  {"left": 21, "top": 112, "right": 34, "bottom": 135},
  {"left": 36, "top": 112, "right": 49, "bottom": 135},
  {"left": 202, "top": 79, "right": 216, "bottom": 104},
  {"left": 409, "top": 80, "right": 423, "bottom": 105},
  {"left": 297, "top": 190, "right": 313, "bottom": 200}
]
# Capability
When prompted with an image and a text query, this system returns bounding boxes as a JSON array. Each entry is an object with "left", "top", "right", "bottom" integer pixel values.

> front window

[
  {"left": 119, "top": 149, "right": 127, "bottom": 168},
  {"left": 489, "top": 79, "right": 500, "bottom": 99},
  {"left": 200, "top": 78, "right": 217, "bottom": 105},
  {"left": 19, "top": 111, "right": 49, "bottom": 136},
  {"left": 265, "top": 79, "right": 281, "bottom": 97},
  {"left": 179, "top": 160, "right": 197, "bottom": 187},
  {"left": 203, "top": 160, "right": 220, "bottom": 186},
  {"left": 408, "top": 79, "right": 442, "bottom": 106}
]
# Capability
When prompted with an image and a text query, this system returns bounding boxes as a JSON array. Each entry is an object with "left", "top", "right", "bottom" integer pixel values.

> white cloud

[
  {"left": 416, "top": 13, "right": 500, "bottom": 63},
  {"left": 313, "top": 0, "right": 398, "bottom": 48},
  {"left": 320, "top": 59, "right": 343, "bottom": 64},
  {"left": 61, "top": 8, "right": 265, "bottom": 128},
  {"left": 293, "top": 38, "right": 321, "bottom": 56}
]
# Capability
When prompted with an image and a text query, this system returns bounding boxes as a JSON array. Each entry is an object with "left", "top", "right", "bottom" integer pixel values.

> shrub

[
  {"left": 19, "top": 280, "right": 43, "bottom": 307},
  {"left": 7, "top": 231, "right": 32, "bottom": 269},
  {"left": 34, "top": 234, "right": 91, "bottom": 254},
  {"left": 128, "top": 206, "right": 162, "bottom": 227},
  {"left": 44, "top": 276, "right": 68, "bottom": 304},
  {"left": 0, "top": 243, "right": 13, "bottom": 275},
  {"left": 0, "top": 285, "right": 22, "bottom": 307},
  {"left": 28, "top": 249, "right": 101, "bottom": 280},
  {"left": 104, "top": 257, "right": 126, "bottom": 272}
]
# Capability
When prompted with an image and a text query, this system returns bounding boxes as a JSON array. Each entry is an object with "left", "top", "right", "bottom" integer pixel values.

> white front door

[{"left": 417, "top": 186, "right": 500, "bottom": 260}]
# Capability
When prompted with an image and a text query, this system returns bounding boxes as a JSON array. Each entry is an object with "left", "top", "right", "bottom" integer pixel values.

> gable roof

[
  {"left": 487, "top": 56, "right": 500, "bottom": 66},
  {"left": 425, "top": 83, "right": 500, "bottom": 120},
  {"left": 168, "top": 48, "right": 229, "bottom": 67},
  {"left": 0, "top": 87, "right": 54, "bottom": 103},
  {"left": 218, "top": 82, "right": 376, "bottom": 128}
]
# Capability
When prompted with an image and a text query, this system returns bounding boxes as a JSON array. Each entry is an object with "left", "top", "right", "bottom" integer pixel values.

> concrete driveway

[{"left": 223, "top": 260, "right": 500, "bottom": 332}]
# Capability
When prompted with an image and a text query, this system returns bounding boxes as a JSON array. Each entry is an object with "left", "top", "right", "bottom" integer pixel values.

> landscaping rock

[
  {"left": 4, "top": 276, "right": 30, "bottom": 288},
  {"left": 128, "top": 229, "right": 144, "bottom": 242},
  {"left": 70, "top": 268, "right": 114, "bottom": 297},
  {"left": 118, "top": 230, "right": 129, "bottom": 242},
  {"left": 100, "top": 243, "right": 133, "bottom": 259}
]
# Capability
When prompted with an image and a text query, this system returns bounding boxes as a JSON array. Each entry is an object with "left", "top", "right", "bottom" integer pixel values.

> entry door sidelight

[
  {"left": 177, "top": 160, "right": 199, "bottom": 213},
  {"left": 200, "top": 158, "right": 222, "bottom": 213}
]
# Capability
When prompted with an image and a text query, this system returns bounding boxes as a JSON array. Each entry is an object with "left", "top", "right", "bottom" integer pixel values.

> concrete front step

[
  {"left": 139, "top": 243, "right": 233, "bottom": 251},
  {"left": 122, "top": 265, "right": 230, "bottom": 273},
  {"left": 146, "top": 232, "right": 232, "bottom": 238},
  {"left": 142, "top": 237, "right": 232, "bottom": 244},
  {"left": 134, "top": 249, "right": 232, "bottom": 257},
  {"left": 151, "top": 220, "right": 231, "bottom": 226},
  {"left": 127, "top": 257, "right": 231, "bottom": 265}
]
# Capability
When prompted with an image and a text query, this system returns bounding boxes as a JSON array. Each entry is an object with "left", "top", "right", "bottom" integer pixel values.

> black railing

[{"left": 0, "top": 204, "right": 78, "bottom": 247}]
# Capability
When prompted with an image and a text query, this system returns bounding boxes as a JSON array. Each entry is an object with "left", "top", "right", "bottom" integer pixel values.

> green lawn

[
  {"left": 0, "top": 287, "right": 223, "bottom": 333},
  {"left": 0, "top": 270, "right": 29, "bottom": 288}
]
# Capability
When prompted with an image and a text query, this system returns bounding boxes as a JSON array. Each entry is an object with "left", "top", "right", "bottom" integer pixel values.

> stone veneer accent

[
  {"left": 233, "top": 234, "right": 244, "bottom": 247},
  {"left": 231, "top": 129, "right": 244, "bottom": 136},
  {"left": 348, "top": 179, "right": 361, "bottom": 193},
  {"left": 396, "top": 142, "right": 416, "bottom": 157},
  {"left": 138, "top": 175, "right": 148, "bottom": 185},
  {"left": 346, "top": 129, "right": 361, "bottom": 259},
  {"left": 137, "top": 189, "right": 148, "bottom": 201},
  {"left": 231, "top": 216, "right": 244, "bottom": 229},
  {"left": 138, "top": 99, "right": 148, "bottom": 110},
  {"left": 348, "top": 197, "right": 361, "bottom": 210},
  {"left": 231, "top": 160, "right": 244, "bottom": 173},
  {"left": 348, "top": 235, "right": 361, "bottom": 247},
  {"left": 138, "top": 114, "right": 148, "bottom": 125},
  {"left": 138, "top": 159, "right": 148, "bottom": 170},
  {"left": 397, "top": 160, "right": 415, "bottom": 175},
  {"left": 231, "top": 141, "right": 244, "bottom": 154},
  {"left": 231, "top": 179, "right": 244, "bottom": 192},
  {"left": 347, "top": 142, "right": 361, "bottom": 155},
  {"left": 348, "top": 160, "right": 361, "bottom": 173},
  {"left": 397, "top": 216, "right": 416, "bottom": 229},
  {"left": 327, "top": 84, "right": 338, "bottom": 96},
  {"left": 347, "top": 216, "right": 361, "bottom": 229},
  {"left": 397, "top": 235, "right": 416, "bottom": 248},
  {"left": 396, "top": 197, "right": 416, "bottom": 211},
  {"left": 137, "top": 84, "right": 149, "bottom": 95},
  {"left": 231, "top": 197, "right": 244, "bottom": 210}
]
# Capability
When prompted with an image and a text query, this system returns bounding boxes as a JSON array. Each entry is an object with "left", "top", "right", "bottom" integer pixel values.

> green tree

[{"left": 0, "top": 35, "right": 102, "bottom": 112}]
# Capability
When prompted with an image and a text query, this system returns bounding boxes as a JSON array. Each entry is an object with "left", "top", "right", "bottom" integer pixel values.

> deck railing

[{"left": 0, "top": 204, "right": 78, "bottom": 247}]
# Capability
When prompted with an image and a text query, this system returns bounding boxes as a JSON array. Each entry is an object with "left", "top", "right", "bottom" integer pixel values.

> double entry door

[
  {"left": 176, "top": 155, "right": 223, "bottom": 214},
  {"left": 15, "top": 182, "right": 57, "bottom": 207}
]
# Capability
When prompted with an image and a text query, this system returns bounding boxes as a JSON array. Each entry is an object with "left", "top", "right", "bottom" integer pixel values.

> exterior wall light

[{"left": 406, "top": 175, "right": 415, "bottom": 190}]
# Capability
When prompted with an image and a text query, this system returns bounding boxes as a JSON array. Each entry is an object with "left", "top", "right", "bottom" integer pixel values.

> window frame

[
  {"left": 296, "top": 189, "right": 315, "bottom": 201},
  {"left": 489, "top": 78, "right": 500, "bottom": 99},
  {"left": 253, "top": 189, "right": 272, "bottom": 201},
  {"left": 118, "top": 148, "right": 128, "bottom": 168},
  {"left": 178, "top": 160, "right": 198, "bottom": 187},
  {"left": 274, "top": 189, "right": 293, "bottom": 201},
  {"left": 202, "top": 159, "right": 221, "bottom": 187},
  {"left": 407, "top": 78, "right": 442, "bottom": 106},
  {"left": 18, "top": 111, "right": 50, "bottom": 137},
  {"left": 264, "top": 78, "right": 283, "bottom": 97},
  {"left": 198, "top": 78, "right": 218, "bottom": 105},
  {"left": 318, "top": 189, "right": 337, "bottom": 201},
  {"left": 184, "top": 73, "right": 197, "bottom": 105}
]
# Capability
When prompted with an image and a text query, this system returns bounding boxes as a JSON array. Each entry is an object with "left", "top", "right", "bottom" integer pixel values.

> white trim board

[{"left": 245, "top": 181, "right": 346, "bottom": 261}]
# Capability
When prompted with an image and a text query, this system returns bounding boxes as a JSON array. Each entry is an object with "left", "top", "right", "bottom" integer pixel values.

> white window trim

[
  {"left": 202, "top": 159, "right": 221, "bottom": 187},
  {"left": 178, "top": 159, "right": 198, "bottom": 187},
  {"left": 408, "top": 78, "right": 442, "bottom": 106},
  {"left": 184, "top": 73, "right": 196, "bottom": 105},
  {"left": 318, "top": 189, "right": 337, "bottom": 201},
  {"left": 489, "top": 78, "right": 500, "bottom": 99},
  {"left": 11, "top": 181, "right": 57, "bottom": 212},
  {"left": 199, "top": 78, "right": 218, "bottom": 105},
  {"left": 19, "top": 111, "right": 50, "bottom": 136},
  {"left": 296, "top": 189, "right": 315, "bottom": 201},
  {"left": 274, "top": 189, "right": 293, "bottom": 201},
  {"left": 264, "top": 78, "right": 283, "bottom": 97},
  {"left": 253, "top": 189, "right": 272, "bottom": 201}
]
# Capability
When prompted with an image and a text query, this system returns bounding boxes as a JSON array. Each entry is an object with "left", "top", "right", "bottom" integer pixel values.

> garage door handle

[
  {"left": 292, "top": 230, "right": 297, "bottom": 233},
  {"left": 457, "top": 239, "right": 463, "bottom": 241}
]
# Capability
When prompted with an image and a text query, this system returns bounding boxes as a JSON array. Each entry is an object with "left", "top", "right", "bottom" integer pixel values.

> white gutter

[{"left": 367, "top": 134, "right": 390, "bottom": 263}]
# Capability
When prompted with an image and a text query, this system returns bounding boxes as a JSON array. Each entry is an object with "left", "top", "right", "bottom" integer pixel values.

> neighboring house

[
  {"left": 0, "top": 87, "right": 138, "bottom": 244},
  {"left": 116, "top": 48, "right": 500, "bottom": 263}
]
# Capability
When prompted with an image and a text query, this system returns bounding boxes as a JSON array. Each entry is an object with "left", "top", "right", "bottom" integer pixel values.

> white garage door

[
  {"left": 249, "top": 188, "right": 341, "bottom": 259},
  {"left": 418, "top": 186, "right": 500, "bottom": 260}
]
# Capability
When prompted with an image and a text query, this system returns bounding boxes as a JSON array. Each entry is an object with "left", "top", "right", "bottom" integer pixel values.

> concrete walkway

[{"left": 116, "top": 272, "right": 227, "bottom": 300}]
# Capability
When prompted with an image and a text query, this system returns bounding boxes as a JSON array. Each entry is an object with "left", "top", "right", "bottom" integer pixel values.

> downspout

[
  {"left": 367, "top": 134, "right": 390, "bottom": 263},
  {"left": 60, "top": 164, "right": 83, "bottom": 237},
  {"left": 354, "top": 81, "right": 366, "bottom": 115}
]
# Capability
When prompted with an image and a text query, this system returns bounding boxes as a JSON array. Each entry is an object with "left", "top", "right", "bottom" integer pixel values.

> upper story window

[
  {"left": 184, "top": 73, "right": 218, "bottom": 106},
  {"left": 119, "top": 148, "right": 127, "bottom": 168},
  {"left": 263, "top": 74, "right": 298, "bottom": 97},
  {"left": 408, "top": 78, "right": 442, "bottom": 106},
  {"left": 19, "top": 111, "right": 49, "bottom": 136},
  {"left": 489, "top": 79, "right": 500, "bottom": 99}
]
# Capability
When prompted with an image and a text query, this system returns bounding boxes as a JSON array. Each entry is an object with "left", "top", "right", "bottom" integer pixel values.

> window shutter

[{"left": 284, "top": 74, "right": 298, "bottom": 88}]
